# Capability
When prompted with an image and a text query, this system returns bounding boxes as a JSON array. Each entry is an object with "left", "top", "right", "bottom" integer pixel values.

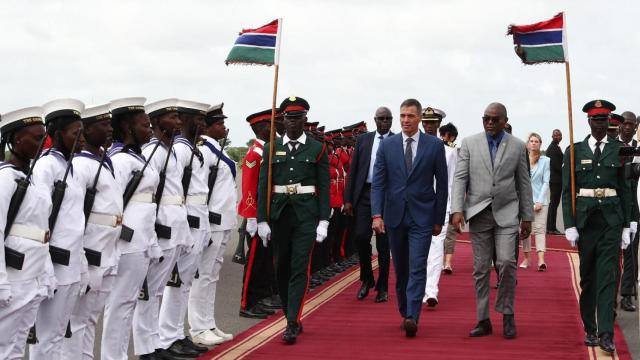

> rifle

[
  {"left": 49, "top": 126, "right": 83, "bottom": 234},
  {"left": 206, "top": 130, "right": 229, "bottom": 203},
  {"left": 122, "top": 141, "right": 162, "bottom": 208},
  {"left": 181, "top": 128, "right": 200, "bottom": 198},
  {"left": 232, "top": 217, "right": 247, "bottom": 264},
  {"left": 4, "top": 134, "right": 47, "bottom": 270},
  {"left": 154, "top": 130, "right": 177, "bottom": 215},
  {"left": 83, "top": 146, "right": 109, "bottom": 226}
]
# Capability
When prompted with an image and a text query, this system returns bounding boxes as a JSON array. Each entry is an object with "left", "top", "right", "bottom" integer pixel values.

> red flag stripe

[
  {"left": 240, "top": 19, "right": 278, "bottom": 35},
  {"left": 510, "top": 13, "right": 563, "bottom": 33}
]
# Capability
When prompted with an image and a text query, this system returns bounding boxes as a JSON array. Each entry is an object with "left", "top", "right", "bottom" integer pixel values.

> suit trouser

[
  {"left": 132, "top": 246, "right": 179, "bottom": 355},
  {"left": 29, "top": 281, "right": 81, "bottom": 360},
  {"left": 425, "top": 212, "right": 449, "bottom": 299},
  {"left": 328, "top": 210, "right": 345, "bottom": 261},
  {"left": 271, "top": 205, "right": 316, "bottom": 323},
  {"left": 188, "top": 230, "right": 231, "bottom": 336},
  {"left": 578, "top": 210, "right": 621, "bottom": 335},
  {"left": 469, "top": 206, "right": 519, "bottom": 321},
  {"left": 64, "top": 270, "right": 116, "bottom": 359},
  {"left": 620, "top": 231, "right": 639, "bottom": 297},
  {"left": 355, "top": 186, "right": 390, "bottom": 292},
  {"left": 443, "top": 224, "right": 458, "bottom": 255},
  {"left": 159, "top": 229, "right": 209, "bottom": 348},
  {"left": 101, "top": 252, "right": 150, "bottom": 360},
  {"left": 0, "top": 280, "right": 46, "bottom": 360},
  {"left": 547, "top": 181, "right": 562, "bottom": 231},
  {"left": 387, "top": 209, "right": 431, "bottom": 323},
  {"left": 241, "top": 235, "right": 274, "bottom": 310}
]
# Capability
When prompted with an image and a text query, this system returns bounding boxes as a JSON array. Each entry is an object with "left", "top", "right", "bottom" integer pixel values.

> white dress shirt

[
  {"left": 367, "top": 131, "right": 390, "bottom": 183},
  {"left": 587, "top": 135, "right": 607, "bottom": 155},
  {"left": 282, "top": 132, "right": 307, "bottom": 152},
  {"left": 401, "top": 130, "right": 420, "bottom": 163}
]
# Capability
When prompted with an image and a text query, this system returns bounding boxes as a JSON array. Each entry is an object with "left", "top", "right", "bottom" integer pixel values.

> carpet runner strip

[{"left": 201, "top": 240, "right": 631, "bottom": 359}]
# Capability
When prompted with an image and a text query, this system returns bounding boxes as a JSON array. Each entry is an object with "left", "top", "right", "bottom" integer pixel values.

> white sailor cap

[
  {"left": 82, "top": 104, "right": 112, "bottom": 125},
  {"left": 145, "top": 98, "right": 179, "bottom": 118},
  {"left": 109, "top": 97, "right": 147, "bottom": 116},
  {"left": 422, "top": 107, "right": 446, "bottom": 121},
  {"left": 0, "top": 106, "right": 44, "bottom": 134},
  {"left": 177, "top": 100, "right": 211, "bottom": 116},
  {"left": 205, "top": 103, "right": 227, "bottom": 124},
  {"left": 42, "top": 98, "right": 85, "bottom": 133}
]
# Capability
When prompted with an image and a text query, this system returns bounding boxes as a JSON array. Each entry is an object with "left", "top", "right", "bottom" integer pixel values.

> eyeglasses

[
  {"left": 375, "top": 116, "right": 393, "bottom": 121},
  {"left": 482, "top": 116, "right": 503, "bottom": 123}
]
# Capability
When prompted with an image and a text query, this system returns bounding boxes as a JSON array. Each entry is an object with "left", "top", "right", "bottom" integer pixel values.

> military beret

[
  {"left": 582, "top": 99, "right": 616, "bottom": 119},
  {"left": 279, "top": 96, "right": 309, "bottom": 117}
]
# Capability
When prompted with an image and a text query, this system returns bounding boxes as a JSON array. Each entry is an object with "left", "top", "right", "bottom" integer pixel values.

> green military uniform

[
  {"left": 257, "top": 97, "right": 330, "bottom": 326},
  {"left": 562, "top": 100, "right": 632, "bottom": 340}
]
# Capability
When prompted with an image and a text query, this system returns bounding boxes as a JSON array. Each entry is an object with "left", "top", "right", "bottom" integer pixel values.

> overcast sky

[{"left": 1, "top": 0, "right": 639, "bottom": 148}]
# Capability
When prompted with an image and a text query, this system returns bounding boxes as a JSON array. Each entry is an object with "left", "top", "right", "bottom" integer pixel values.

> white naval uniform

[
  {"left": 188, "top": 135, "right": 238, "bottom": 337},
  {"left": 159, "top": 136, "right": 212, "bottom": 348},
  {"left": 63, "top": 150, "right": 123, "bottom": 359},
  {"left": 0, "top": 163, "right": 55, "bottom": 360},
  {"left": 101, "top": 143, "right": 160, "bottom": 360},
  {"left": 424, "top": 142, "right": 457, "bottom": 300},
  {"left": 30, "top": 150, "right": 87, "bottom": 360},
  {"left": 133, "top": 137, "right": 191, "bottom": 356}
]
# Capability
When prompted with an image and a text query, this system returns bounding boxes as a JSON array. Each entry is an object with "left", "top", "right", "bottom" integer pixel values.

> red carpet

[{"left": 203, "top": 238, "right": 631, "bottom": 360}]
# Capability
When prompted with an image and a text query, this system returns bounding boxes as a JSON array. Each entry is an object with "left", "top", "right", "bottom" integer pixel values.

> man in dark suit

[
  {"left": 343, "top": 107, "right": 393, "bottom": 303},
  {"left": 371, "top": 98, "right": 448, "bottom": 337},
  {"left": 546, "top": 129, "right": 563, "bottom": 234}
]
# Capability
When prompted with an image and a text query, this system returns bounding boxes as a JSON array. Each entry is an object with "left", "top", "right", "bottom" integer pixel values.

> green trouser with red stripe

[
  {"left": 578, "top": 209, "right": 622, "bottom": 336},
  {"left": 271, "top": 204, "right": 316, "bottom": 323}
]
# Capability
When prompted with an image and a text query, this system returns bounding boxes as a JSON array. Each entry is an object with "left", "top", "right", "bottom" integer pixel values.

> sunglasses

[
  {"left": 482, "top": 116, "right": 503, "bottom": 123},
  {"left": 375, "top": 116, "right": 393, "bottom": 121}
]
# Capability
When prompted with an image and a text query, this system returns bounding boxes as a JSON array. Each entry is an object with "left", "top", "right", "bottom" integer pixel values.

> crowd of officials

[{"left": 0, "top": 95, "right": 638, "bottom": 358}]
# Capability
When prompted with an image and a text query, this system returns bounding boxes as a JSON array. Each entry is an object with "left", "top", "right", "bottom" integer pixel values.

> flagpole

[
  {"left": 565, "top": 61, "right": 576, "bottom": 217},
  {"left": 266, "top": 18, "right": 283, "bottom": 218}
]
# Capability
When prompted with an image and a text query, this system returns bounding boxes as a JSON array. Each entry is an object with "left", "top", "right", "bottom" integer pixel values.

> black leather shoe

[
  {"left": 154, "top": 348, "right": 178, "bottom": 359},
  {"left": 282, "top": 321, "right": 300, "bottom": 344},
  {"left": 584, "top": 332, "right": 598, "bottom": 347},
  {"left": 503, "top": 315, "right": 517, "bottom": 339},
  {"left": 357, "top": 281, "right": 374, "bottom": 300},
  {"left": 621, "top": 296, "right": 637, "bottom": 312},
  {"left": 139, "top": 353, "right": 158, "bottom": 360},
  {"left": 375, "top": 291, "right": 388, "bottom": 303},
  {"left": 403, "top": 318, "right": 417, "bottom": 337},
  {"left": 239, "top": 307, "right": 268, "bottom": 319},
  {"left": 167, "top": 339, "right": 200, "bottom": 358},
  {"left": 469, "top": 319, "right": 492, "bottom": 337},
  {"left": 254, "top": 303, "right": 276, "bottom": 315},
  {"left": 181, "top": 337, "right": 208, "bottom": 353},
  {"left": 598, "top": 333, "right": 616, "bottom": 354},
  {"left": 426, "top": 297, "right": 438, "bottom": 307},
  {"left": 259, "top": 296, "right": 281, "bottom": 310}
]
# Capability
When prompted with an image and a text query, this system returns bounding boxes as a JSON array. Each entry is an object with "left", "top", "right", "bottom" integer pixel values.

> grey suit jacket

[{"left": 451, "top": 131, "right": 534, "bottom": 227}]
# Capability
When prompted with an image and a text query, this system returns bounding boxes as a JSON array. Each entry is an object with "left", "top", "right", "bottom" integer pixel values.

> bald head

[
  {"left": 622, "top": 111, "right": 637, "bottom": 123},
  {"left": 482, "top": 102, "right": 508, "bottom": 137},
  {"left": 374, "top": 106, "right": 392, "bottom": 134},
  {"left": 485, "top": 102, "right": 508, "bottom": 118}
]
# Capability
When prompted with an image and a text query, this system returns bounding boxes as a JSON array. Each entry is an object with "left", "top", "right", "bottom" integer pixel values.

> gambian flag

[
  {"left": 225, "top": 19, "right": 282, "bottom": 66},
  {"left": 507, "top": 13, "right": 567, "bottom": 64}
]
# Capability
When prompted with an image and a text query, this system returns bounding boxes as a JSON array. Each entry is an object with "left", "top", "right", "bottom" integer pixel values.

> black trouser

[
  {"left": 354, "top": 184, "right": 390, "bottom": 292},
  {"left": 240, "top": 235, "right": 273, "bottom": 310},
  {"left": 547, "top": 181, "right": 562, "bottom": 231},
  {"left": 620, "top": 231, "right": 639, "bottom": 297},
  {"left": 328, "top": 210, "right": 346, "bottom": 262}
]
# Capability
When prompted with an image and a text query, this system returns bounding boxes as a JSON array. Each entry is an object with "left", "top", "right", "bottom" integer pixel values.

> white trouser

[
  {"left": 425, "top": 212, "right": 450, "bottom": 299},
  {"left": 159, "top": 230, "right": 209, "bottom": 348},
  {"left": 30, "top": 281, "right": 81, "bottom": 360},
  {"left": 101, "top": 252, "right": 150, "bottom": 360},
  {"left": 188, "top": 230, "right": 230, "bottom": 336},
  {"left": 63, "top": 272, "right": 116, "bottom": 359},
  {"left": 133, "top": 247, "right": 179, "bottom": 355},
  {"left": 0, "top": 280, "right": 46, "bottom": 360}
]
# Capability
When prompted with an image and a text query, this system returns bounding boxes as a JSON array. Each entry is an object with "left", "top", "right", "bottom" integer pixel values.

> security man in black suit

[
  {"left": 546, "top": 129, "right": 563, "bottom": 234},
  {"left": 343, "top": 106, "right": 393, "bottom": 303}
]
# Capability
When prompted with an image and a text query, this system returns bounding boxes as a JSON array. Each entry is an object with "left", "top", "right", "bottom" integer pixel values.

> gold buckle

[
  {"left": 594, "top": 189, "right": 605, "bottom": 198},
  {"left": 286, "top": 185, "right": 298, "bottom": 194},
  {"left": 116, "top": 215, "right": 123, "bottom": 226}
]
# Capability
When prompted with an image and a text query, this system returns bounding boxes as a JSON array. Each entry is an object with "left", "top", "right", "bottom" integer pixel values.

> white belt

[
  {"left": 186, "top": 194, "right": 207, "bottom": 205},
  {"left": 577, "top": 188, "right": 617, "bottom": 198},
  {"left": 160, "top": 195, "right": 184, "bottom": 205},
  {"left": 272, "top": 183, "right": 316, "bottom": 195},
  {"left": 8, "top": 224, "right": 49, "bottom": 243},
  {"left": 88, "top": 212, "right": 123, "bottom": 228},
  {"left": 130, "top": 192, "right": 153, "bottom": 203}
]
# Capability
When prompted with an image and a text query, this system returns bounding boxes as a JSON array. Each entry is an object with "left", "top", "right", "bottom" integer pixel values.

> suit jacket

[
  {"left": 343, "top": 131, "right": 392, "bottom": 209},
  {"left": 530, "top": 156, "right": 550, "bottom": 205},
  {"left": 451, "top": 131, "right": 534, "bottom": 227},
  {"left": 545, "top": 142, "right": 563, "bottom": 184},
  {"left": 371, "top": 132, "right": 448, "bottom": 229}
]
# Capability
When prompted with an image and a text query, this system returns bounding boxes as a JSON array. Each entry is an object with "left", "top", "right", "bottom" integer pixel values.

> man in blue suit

[{"left": 371, "top": 98, "right": 448, "bottom": 337}]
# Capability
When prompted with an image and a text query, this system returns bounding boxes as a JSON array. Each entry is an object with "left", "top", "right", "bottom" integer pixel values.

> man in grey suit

[{"left": 450, "top": 102, "right": 533, "bottom": 339}]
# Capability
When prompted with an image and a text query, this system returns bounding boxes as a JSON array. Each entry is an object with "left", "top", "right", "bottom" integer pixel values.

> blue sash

[{"left": 203, "top": 141, "right": 236, "bottom": 179}]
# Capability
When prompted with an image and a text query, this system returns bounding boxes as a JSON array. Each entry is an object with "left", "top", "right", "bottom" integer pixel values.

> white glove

[
  {"left": 258, "top": 222, "right": 271, "bottom": 247},
  {"left": 315, "top": 220, "right": 330, "bottom": 243},
  {"left": 565, "top": 227, "right": 579, "bottom": 247},
  {"left": 630, "top": 221, "right": 638, "bottom": 238},
  {"left": 246, "top": 218, "right": 258, "bottom": 237},
  {"left": 621, "top": 227, "right": 631, "bottom": 250},
  {"left": 0, "top": 288, "right": 11, "bottom": 308}
]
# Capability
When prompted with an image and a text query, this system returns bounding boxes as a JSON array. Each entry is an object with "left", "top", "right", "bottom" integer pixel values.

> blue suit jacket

[{"left": 371, "top": 132, "right": 448, "bottom": 229}]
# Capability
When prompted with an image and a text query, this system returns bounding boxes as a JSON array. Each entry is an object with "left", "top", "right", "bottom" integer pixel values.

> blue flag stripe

[
  {"left": 234, "top": 34, "right": 276, "bottom": 48},
  {"left": 514, "top": 30, "right": 562, "bottom": 46}
]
